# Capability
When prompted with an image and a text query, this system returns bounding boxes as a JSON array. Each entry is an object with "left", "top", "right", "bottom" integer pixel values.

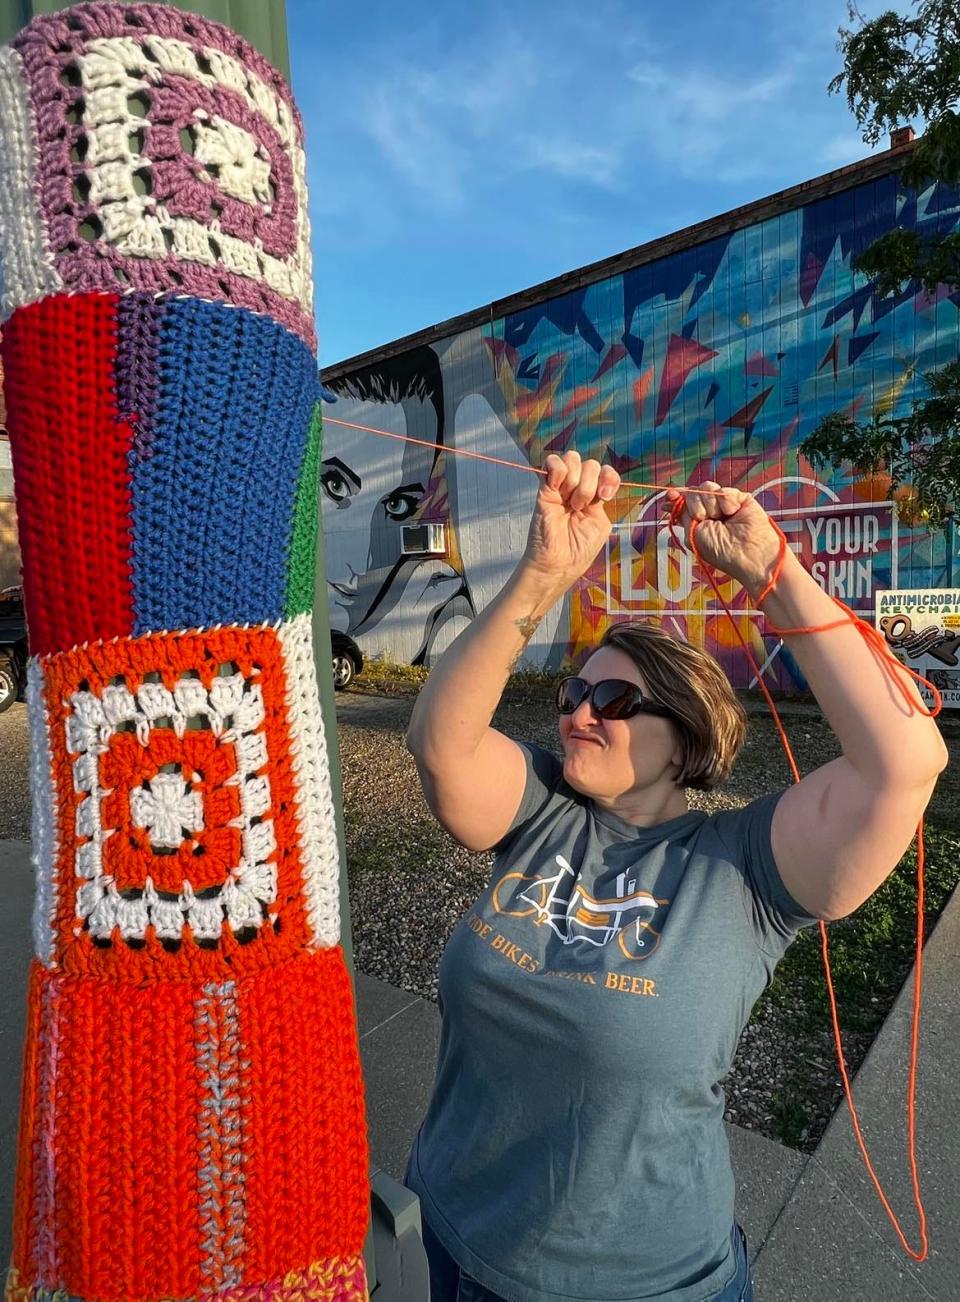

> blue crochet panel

[{"left": 121, "top": 296, "right": 319, "bottom": 633}]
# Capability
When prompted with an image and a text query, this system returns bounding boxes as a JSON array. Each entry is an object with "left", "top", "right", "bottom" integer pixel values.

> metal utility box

[{"left": 366, "top": 1171, "right": 431, "bottom": 1300}]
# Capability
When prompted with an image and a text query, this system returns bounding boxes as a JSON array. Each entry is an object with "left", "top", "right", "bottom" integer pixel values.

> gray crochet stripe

[
  {"left": 19, "top": 1291, "right": 82, "bottom": 1301},
  {"left": 195, "top": 980, "right": 247, "bottom": 1291},
  {"left": 32, "top": 978, "right": 64, "bottom": 1287},
  {"left": 26, "top": 659, "right": 57, "bottom": 967}
]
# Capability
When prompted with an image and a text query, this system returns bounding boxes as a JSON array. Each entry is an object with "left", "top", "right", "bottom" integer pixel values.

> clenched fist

[{"left": 521, "top": 452, "right": 621, "bottom": 587}]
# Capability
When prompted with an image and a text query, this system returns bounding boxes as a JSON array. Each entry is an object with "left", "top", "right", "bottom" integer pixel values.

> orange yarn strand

[{"left": 323, "top": 416, "right": 739, "bottom": 498}]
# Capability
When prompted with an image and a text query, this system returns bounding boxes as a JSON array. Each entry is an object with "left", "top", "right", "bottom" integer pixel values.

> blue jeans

[{"left": 421, "top": 1218, "right": 754, "bottom": 1302}]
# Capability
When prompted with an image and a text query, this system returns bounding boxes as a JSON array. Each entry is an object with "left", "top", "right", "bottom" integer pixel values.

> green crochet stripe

[{"left": 285, "top": 402, "right": 322, "bottom": 618}]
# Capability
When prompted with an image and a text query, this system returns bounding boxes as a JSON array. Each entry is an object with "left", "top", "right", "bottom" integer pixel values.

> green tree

[
  {"left": 800, "top": 1, "right": 960, "bottom": 536},
  {"left": 831, "top": 0, "right": 960, "bottom": 294},
  {"left": 801, "top": 361, "right": 960, "bottom": 528}
]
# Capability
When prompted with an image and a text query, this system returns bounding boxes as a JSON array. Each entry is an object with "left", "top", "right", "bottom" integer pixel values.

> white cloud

[
  {"left": 362, "top": 85, "right": 466, "bottom": 207},
  {"left": 351, "top": 33, "right": 634, "bottom": 203},
  {"left": 407, "top": 47, "right": 537, "bottom": 118},
  {"left": 623, "top": 63, "right": 796, "bottom": 174},
  {"left": 353, "top": 44, "right": 541, "bottom": 208},
  {"left": 627, "top": 64, "right": 791, "bottom": 116},
  {"left": 523, "top": 138, "right": 622, "bottom": 187}
]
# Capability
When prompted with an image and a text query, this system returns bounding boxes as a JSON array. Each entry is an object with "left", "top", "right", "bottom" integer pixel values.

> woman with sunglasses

[{"left": 404, "top": 451, "right": 947, "bottom": 1302}]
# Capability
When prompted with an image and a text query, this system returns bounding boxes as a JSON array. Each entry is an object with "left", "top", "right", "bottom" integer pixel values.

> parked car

[
  {"left": 0, "top": 586, "right": 27, "bottom": 714},
  {"left": 331, "top": 630, "right": 363, "bottom": 690}
]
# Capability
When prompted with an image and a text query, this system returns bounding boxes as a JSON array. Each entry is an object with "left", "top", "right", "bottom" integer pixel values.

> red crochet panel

[
  {"left": 11, "top": 949, "right": 369, "bottom": 1298},
  {"left": 1, "top": 294, "right": 135, "bottom": 654}
]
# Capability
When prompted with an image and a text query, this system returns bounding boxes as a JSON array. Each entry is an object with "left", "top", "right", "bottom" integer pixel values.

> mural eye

[
  {"left": 320, "top": 469, "right": 351, "bottom": 503},
  {"left": 383, "top": 492, "right": 420, "bottom": 522}
]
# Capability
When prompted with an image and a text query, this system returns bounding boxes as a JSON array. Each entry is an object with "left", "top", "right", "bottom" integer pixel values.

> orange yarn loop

[{"left": 670, "top": 494, "right": 937, "bottom": 1264}]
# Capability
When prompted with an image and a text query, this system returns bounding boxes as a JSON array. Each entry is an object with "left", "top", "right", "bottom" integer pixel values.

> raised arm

[
  {"left": 406, "top": 452, "right": 620, "bottom": 851},
  {"left": 668, "top": 482, "right": 949, "bottom": 921}
]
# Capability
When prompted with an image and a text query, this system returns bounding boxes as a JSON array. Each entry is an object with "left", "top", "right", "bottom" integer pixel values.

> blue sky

[{"left": 288, "top": 0, "right": 894, "bottom": 367}]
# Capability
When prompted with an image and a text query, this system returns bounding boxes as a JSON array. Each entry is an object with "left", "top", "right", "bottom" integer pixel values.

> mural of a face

[
  {"left": 320, "top": 346, "right": 471, "bottom": 664},
  {"left": 320, "top": 396, "right": 435, "bottom": 633}
]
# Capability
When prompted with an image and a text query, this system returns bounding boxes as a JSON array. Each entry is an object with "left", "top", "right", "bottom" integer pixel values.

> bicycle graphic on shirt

[{"left": 491, "top": 855, "right": 669, "bottom": 960}]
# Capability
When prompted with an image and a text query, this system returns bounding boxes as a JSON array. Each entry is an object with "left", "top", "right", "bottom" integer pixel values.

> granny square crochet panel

[
  {"left": 0, "top": 2, "right": 314, "bottom": 347},
  {"left": 31, "top": 619, "right": 340, "bottom": 972},
  {"left": 0, "top": 6, "right": 369, "bottom": 1301}
]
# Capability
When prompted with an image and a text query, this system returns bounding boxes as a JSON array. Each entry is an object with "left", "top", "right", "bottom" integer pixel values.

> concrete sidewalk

[{"left": 1, "top": 840, "right": 957, "bottom": 1299}]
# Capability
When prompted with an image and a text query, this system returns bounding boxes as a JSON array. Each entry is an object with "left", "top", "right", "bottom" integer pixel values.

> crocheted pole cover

[{"left": 0, "top": 7, "right": 369, "bottom": 1301}]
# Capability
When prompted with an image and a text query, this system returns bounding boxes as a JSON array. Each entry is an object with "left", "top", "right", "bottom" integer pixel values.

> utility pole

[
  {"left": 0, "top": 0, "right": 289, "bottom": 69},
  {"left": 0, "top": 0, "right": 354, "bottom": 970},
  {"left": 0, "top": 3, "right": 431, "bottom": 1296}
]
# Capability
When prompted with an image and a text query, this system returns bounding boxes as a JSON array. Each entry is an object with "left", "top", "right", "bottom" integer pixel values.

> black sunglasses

[{"left": 555, "top": 676, "right": 676, "bottom": 721}]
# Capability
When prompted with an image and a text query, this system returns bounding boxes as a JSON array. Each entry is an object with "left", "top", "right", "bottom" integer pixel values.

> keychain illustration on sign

[{"left": 879, "top": 614, "right": 960, "bottom": 666}]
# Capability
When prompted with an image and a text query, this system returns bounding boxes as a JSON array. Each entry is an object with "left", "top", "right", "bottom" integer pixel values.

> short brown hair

[{"left": 598, "top": 622, "right": 747, "bottom": 790}]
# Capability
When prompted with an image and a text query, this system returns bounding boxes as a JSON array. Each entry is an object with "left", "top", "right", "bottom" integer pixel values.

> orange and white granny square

[{"left": 28, "top": 617, "right": 340, "bottom": 977}]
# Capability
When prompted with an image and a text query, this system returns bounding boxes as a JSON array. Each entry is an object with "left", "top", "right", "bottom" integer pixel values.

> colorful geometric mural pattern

[{"left": 321, "top": 170, "right": 960, "bottom": 690}]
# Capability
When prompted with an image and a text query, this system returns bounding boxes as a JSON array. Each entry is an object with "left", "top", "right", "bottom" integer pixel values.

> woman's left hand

[{"left": 663, "top": 482, "right": 784, "bottom": 590}]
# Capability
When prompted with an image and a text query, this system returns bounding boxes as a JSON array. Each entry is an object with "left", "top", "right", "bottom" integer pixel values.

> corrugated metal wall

[{"left": 322, "top": 169, "right": 960, "bottom": 690}]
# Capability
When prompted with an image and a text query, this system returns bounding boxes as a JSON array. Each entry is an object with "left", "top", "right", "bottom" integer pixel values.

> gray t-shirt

[{"left": 405, "top": 742, "right": 819, "bottom": 1302}]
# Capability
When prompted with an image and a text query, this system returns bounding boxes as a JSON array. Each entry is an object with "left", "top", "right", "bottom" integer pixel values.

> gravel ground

[
  {"left": 0, "top": 704, "right": 29, "bottom": 840},
  {"left": 2, "top": 692, "right": 956, "bottom": 1153}
]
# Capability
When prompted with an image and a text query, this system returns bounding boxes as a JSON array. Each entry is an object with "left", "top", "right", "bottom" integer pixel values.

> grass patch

[
  {"left": 348, "top": 657, "right": 429, "bottom": 697},
  {"left": 771, "top": 1088, "right": 811, "bottom": 1150},
  {"left": 344, "top": 810, "right": 456, "bottom": 877},
  {"left": 762, "top": 825, "right": 960, "bottom": 1034},
  {"left": 504, "top": 664, "right": 563, "bottom": 695},
  {"left": 348, "top": 655, "right": 561, "bottom": 702},
  {"left": 754, "top": 822, "right": 960, "bottom": 1148},
  {"left": 350, "top": 655, "right": 830, "bottom": 706}
]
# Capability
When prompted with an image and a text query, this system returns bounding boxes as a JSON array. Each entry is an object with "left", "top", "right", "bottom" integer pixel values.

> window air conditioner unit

[{"left": 401, "top": 523, "right": 446, "bottom": 555}]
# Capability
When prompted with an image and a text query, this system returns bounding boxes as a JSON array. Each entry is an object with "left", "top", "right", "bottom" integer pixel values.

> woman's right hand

[{"left": 521, "top": 452, "right": 621, "bottom": 586}]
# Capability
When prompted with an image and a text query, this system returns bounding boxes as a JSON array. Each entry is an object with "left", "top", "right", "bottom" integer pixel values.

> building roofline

[{"left": 321, "top": 140, "right": 914, "bottom": 381}]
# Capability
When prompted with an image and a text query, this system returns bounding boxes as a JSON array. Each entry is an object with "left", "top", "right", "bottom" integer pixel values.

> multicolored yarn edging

[{"left": 5, "top": 1256, "right": 369, "bottom": 1302}]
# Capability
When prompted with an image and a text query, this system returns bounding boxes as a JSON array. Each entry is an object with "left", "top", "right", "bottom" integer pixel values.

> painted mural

[{"left": 320, "top": 170, "right": 960, "bottom": 690}]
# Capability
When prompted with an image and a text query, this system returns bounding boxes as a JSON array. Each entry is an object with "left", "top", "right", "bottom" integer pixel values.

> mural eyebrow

[
  {"left": 388, "top": 482, "right": 425, "bottom": 495},
  {"left": 322, "top": 456, "right": 361, "bottom": 490}
]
